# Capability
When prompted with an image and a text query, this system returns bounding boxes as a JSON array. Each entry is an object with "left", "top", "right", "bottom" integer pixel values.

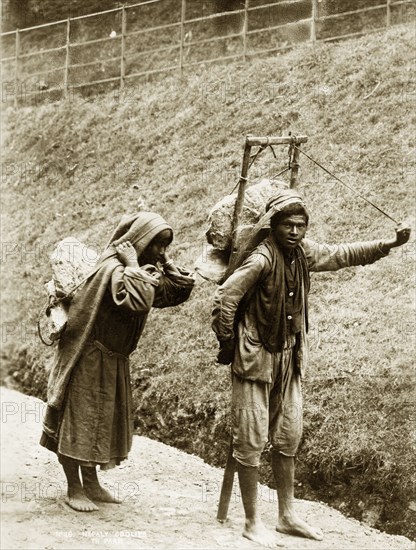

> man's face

[{"left": 271, "top": 214, "right": 307, "bottom": 250}]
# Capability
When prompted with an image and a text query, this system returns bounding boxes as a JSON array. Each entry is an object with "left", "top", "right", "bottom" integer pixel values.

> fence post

[
  {"left": 120, "top": 6, "right": 126, "bottom": 91},
  {"left": 63, "top": 17, "right": 70, "bottom": 99},
  {"left": 386, "top": 0, "right": 391, "bottom": 26},
  {"left": 14, "top": 29, "right": 20, "bottom": 108},
  {"left": 311, "top": 0, "right": 318, "bottom": 44},
  {"left": 243, "top": 0, "right": 249, "bottom": 61},
  {"left": 179, "top": 0, "right": 186, "bottom": 74}
]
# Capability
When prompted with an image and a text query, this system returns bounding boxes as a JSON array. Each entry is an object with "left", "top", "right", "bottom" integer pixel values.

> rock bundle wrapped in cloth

[
  {"left": 206, "top": 178, "right": 289, "bottom": 251},
  {"left": 196, "top": 178, "right": 288, "bottom": 282},
  {"left": 49, "top": 236, "right": 99, "bottom": 295},
  {"left": 40, "top": 212, "right": 195, "bottom": 470},
  {"left": 43, "top": 237, "right": 99, "bottom": 342}
]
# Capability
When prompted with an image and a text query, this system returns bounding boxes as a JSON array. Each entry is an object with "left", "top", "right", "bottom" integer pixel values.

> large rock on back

[
  {"left": 49, "top": 237, "right": 99, "bottom": 295},
  {"left": 42, "top": 237, "right": 99, "bottom": 342},
  {"left": 206, "top": 178, "right": 288, "bottom": 251}
]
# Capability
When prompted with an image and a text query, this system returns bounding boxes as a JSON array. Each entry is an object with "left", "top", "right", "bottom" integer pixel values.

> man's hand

[
  {"left": 380, "top": 224, "right": 411, "bottom": 254},
  {"left": 115, "top": 241, "right": 139, "bottom": 268},
  {"left": 217, "top": 339, "right": 235, "bottom": 365},
  {"left": 394, "top": 224, "right": 411, "bottom": 247}
]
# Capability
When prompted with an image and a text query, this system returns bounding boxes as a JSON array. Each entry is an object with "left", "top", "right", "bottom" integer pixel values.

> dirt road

[{"left": 1, "top": 387, "right": 414, "bottom": 550}]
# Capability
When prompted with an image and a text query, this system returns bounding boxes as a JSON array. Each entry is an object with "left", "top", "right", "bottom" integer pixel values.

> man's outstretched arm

[{"left": 303, "top": 224, "right": 411, "bottom": 272}]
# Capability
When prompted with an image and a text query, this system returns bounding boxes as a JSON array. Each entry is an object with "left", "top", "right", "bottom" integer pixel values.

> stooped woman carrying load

[{"left": 40, "top": 211, "right": 195, "bottom": 512}]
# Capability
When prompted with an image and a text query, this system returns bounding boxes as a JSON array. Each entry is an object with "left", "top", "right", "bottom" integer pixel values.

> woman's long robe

[{"left": 41, "top": 262, "right": 193, "bottom": 469}]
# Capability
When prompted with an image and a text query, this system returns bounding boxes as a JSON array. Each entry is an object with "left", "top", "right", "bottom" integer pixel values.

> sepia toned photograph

[{"left": 1, "top": 1, "right": 415, "bottom": 549}]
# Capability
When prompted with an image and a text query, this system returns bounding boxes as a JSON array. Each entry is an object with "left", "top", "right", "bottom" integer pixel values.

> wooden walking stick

[
  {"left": 216, "top": 437, "right": 237, "bottom": 522},
  {"left": 216, "top": 134, "right": 308, "bottom": 523}
]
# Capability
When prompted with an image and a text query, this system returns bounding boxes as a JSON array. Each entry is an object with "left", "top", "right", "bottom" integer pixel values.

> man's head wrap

[
  {"left": 265, "top": 188, "right": 309, "bottom": 224},
  {"left": 224, "top": 188, "right": 309, "bottom": 279}
]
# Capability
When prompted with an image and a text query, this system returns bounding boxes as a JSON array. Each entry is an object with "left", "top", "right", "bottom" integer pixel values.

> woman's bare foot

[
  {"left": 276, "top": 513, "right": 323, "bottom": 540},
  {"left": 81, "top": 465, "right": 122, "bottom": 503},
  {"left": 84, "top": 482, "right": 122, "bottom": 504},
  {"left": 243, "top": 518, "right": 284, "bottom": 548},
  {"left": 66, "top": 487, "right": 98, "bottom": 512}
]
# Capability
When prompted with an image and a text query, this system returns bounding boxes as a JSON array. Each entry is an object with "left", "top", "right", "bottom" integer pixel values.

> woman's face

[{"left": 139, "top": 229, "right": 173, "bottom": 265}]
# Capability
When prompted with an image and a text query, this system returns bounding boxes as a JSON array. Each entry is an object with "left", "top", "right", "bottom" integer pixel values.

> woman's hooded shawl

[{"left": 46, "top": 212, "right": 172, "bottom": 410}]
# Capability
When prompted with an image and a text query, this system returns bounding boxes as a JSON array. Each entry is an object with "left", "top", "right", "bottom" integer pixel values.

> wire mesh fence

[{"left": 1, "top": 0, "right": 415, "bottom": 107}]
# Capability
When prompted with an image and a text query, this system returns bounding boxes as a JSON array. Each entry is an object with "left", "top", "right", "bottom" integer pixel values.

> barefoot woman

[{"left": 41, "top": 211, "right": 194, "bottom": 511}]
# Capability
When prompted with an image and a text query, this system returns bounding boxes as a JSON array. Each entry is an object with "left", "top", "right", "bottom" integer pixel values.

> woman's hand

[
  {"left": 160, "top": 251, "right": 172, "bottom": 264},
  {"left": 115, "top": 241, "right": 139, "bottom": 268},
  {"left": 160, "top": 251, "right": 180, "bottom": 274}
]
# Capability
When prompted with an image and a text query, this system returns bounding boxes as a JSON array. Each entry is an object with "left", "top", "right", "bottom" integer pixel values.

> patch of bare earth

[{"left": 1, "top": 387, "right": 414, "bottom": 550}]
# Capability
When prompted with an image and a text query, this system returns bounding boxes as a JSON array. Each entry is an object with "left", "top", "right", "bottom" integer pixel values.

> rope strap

[
  {"left": 295, "top": 146, "right": 399, "bottom": 225},
  {"left": 37, "top": 301, "right": 56, "bottom": 346}
]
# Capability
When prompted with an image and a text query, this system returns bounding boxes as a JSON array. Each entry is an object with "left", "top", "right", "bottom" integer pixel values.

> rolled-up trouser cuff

[
  {"left": 273, "top": 449, "right": 297, "bottom": 458},
  {"left": 232, "top": 448, "right": 262, "bottom": 468}
]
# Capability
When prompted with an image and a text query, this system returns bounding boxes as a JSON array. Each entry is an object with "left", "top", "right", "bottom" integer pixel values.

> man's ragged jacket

[{"left": 212, "top": 237, "right": 388, "bottom": 382}]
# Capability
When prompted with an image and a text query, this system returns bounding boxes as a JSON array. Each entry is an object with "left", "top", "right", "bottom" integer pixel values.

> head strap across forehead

[{"left": 265, "top": 188, "right": 308, "bottom": 216}]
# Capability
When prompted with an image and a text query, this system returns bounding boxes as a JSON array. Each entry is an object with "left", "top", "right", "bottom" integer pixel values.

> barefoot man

[
  {"left": 212, "top": 188, "right": 411, "bottom": 546},
  {"left": 41, "top": 211, "right": 194, "bottom": 511}
]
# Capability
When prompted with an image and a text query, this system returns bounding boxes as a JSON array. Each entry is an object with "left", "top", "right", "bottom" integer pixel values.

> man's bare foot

[
  {"left": 276, "top": 513, "right": 323, "bottom": 540},
  {"left": 243, "top": 518, "right": 284, "bottom": 548},
  {"left": 66, "top": 487, "right": 98, "bottom": 512},
  {"left": 84, "top": 483, "right": 122, "bottom": 504}
]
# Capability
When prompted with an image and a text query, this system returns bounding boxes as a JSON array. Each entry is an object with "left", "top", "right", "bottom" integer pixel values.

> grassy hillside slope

[{"left": 1, "top": 23, "right": 415, "bottom": 538}]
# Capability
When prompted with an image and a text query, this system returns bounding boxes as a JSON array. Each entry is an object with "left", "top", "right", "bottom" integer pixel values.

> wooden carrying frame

[{"left": 217, "top": 133, "right": 308, "bottom": 523}]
